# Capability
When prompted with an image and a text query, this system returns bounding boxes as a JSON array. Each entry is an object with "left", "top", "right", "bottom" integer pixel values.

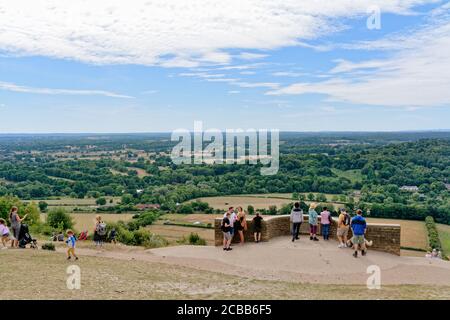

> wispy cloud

[
  {"left": 271, "top": 71, "right": 306, "bottom": 77},
  {"left": 267, "top": 7, "right": 450, "bottom": 108},
  {"left": 235, "top": 82, "right": 279, "bottom": 89},
  {"left": 141, "top": 90, "right": 158, "bottom": 95},
  {"left": 0, "top": 81, "right": 133, "bottom": 98},
  {"left": 0, "top": 0, "right": 433, "bottom": 67}
]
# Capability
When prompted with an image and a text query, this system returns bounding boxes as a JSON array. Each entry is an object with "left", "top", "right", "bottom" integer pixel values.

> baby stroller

[{"left": 18, "top": 224, "right": 38, "bottom": 249}]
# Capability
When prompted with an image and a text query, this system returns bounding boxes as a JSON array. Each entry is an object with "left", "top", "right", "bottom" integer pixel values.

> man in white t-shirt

[{"left": 223, "top": 207, "right": 237, "bottom": 237}]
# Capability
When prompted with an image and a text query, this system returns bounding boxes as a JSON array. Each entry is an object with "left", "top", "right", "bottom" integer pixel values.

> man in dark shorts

[
  {"left": 221, "top": 211, "right": 233, "bottom": 251},
  {"left": 252, "top": 212, "right": 263, "bottom": 243}
]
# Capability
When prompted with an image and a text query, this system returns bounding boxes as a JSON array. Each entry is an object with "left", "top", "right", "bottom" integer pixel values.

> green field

[
  {"left": 437, "top": 224, "right": 450, "bottom": 259},
  {"left": 331, "top": 168, "right": 364, "bottom": 184}
]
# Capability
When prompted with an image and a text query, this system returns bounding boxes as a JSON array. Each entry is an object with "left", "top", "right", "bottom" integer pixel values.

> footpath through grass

[{"left": 1, "top": 249, "right": 450, "bottom": 300}]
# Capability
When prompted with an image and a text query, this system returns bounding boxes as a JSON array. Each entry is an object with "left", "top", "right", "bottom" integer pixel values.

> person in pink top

[{"left": 320, "top": 207, "right": 331, "bottom": 240}]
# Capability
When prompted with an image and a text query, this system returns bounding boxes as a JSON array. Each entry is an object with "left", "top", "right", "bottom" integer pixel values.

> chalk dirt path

[{"left": 59, "top": 236, "right": 450, "bottom": 286}]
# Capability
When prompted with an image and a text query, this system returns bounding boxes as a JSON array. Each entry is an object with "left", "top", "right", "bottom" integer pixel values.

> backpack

[
  {"left": 343, "top": 214, "right": 351, "bottom": 226},
  {"left": 96, "top": 222, "right": 107, "bottom": 236}
]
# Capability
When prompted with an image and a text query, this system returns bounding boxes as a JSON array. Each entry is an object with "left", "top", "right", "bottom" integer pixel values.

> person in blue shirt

[
  {"left": 66, "top": 229, "right": 79, "bottom": 260},
  {"left": 351, "top": 209, "right": 367, "bottom": 258}
]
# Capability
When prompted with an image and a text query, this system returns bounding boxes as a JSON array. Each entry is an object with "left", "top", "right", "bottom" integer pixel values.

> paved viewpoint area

[{"left": 150, "top": 236, "right": 450, "bottom": 286}]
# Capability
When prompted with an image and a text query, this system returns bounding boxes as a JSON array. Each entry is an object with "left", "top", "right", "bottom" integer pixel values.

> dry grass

[
  {"left": 147, "top": 223, "right": 215, "bottom": 245},
  {"left": 28, "top": 197, "right": 121, "bottom": 206},
  {"left": 71, "top": 213, "right": 134, "bottom": 232},
  {"left": 129, "top": 167, "right": 150, "bottom": 177},
  {"left": 40, "top": 213, "right": 134, "bottom": 232},
  {"left": 196, "top": 196, "right": 292, "bottom": 210},
  {"left": 366, "top": 218, "right": 428, "bottom": 250},
  {"left": 1, "top": 249, "right": 449, "bottom": 300}
]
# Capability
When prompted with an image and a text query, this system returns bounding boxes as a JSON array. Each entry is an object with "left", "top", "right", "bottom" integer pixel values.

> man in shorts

[
  {"left": 337, "top": 208, "right": 351, "bottom": 248},
  {"left": 223, "top": 207, "right": 236, "bottom": 240},
  {"left": 351, "top": 209, "right": 367, "bottom": 258},
  {"left": 221, "top": 211, "right": 233, "bottom": 251},
  {"left": 252, "top": 212, "right": 263, "bottom": 243}
]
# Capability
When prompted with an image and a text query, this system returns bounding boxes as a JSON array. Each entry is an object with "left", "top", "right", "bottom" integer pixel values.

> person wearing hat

[
  {"left": 308, "top": 203, "right": 319, "bottom": 241},
  {"left": 337, "top": 208, "right": 351, "bottom": 248}
]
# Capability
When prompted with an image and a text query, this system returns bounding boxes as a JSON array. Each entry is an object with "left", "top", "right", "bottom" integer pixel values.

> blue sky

[{"left": 0, "top": 0, "right": 449, "bottom": 133}]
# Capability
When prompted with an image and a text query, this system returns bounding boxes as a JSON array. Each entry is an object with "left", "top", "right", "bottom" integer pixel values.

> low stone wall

[{"left": 214, "top": 215, "right": 401, "bottom": 255}]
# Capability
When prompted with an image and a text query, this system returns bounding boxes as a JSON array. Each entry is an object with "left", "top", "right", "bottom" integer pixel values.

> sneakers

[
  {"left": 310, "top": 236, "right": 313, "bottom": 240},
  {"left": 67, "top": 256, "right": 71, "bottom": 260},
  {"left": 313, "top": 237, "right": 319, "bottom": 241},
  {"left": 361, "top": 250, "right": 366, "bottom": 256},
  {"left": 353, "top": 251, "right": 358, "bottom": 258}
]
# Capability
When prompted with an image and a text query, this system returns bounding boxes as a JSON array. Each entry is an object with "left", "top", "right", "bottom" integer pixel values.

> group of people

[
  {"left": 66, "top": 214, "right": 113, "bottom": 260},
  {"left": 221, "top": 206, "right": 264, "bottom": 251},
  {"left": 0, "top": 208, "right": 117, "bottom": 261},
  {"left": 292, "top": 202, "right": 368, "bottom": 257},
  {"left": 221, "top": 202, "right": 369, "bottom": 258}
]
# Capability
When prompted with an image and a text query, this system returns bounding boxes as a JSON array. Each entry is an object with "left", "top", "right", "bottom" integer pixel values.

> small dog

[{"left": 347, "top": 238, "right": 373, "bottom": 248}]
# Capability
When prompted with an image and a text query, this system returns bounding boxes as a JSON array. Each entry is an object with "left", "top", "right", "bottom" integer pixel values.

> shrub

[
  {"left": 46, "top": 208, "right": 73, "bottom": 230},
  {"left": 38, "top": 201, "right": 48, "bottom": 212},
  {"left": 425, "top": 216, "right": 442, "bottom": 251},
  {"left": 247, "top": 205, "right": 255, "bottom": 215},
  {"left": 178, "top": 232, "right": 206, "bottom": 246},
  {"left": 96, "top": 197, "right": 107, "bottom": 206},
  {"left": 41, "top": 243, "right": 55, "bottom": 251},
  {"left": 23, "top": 202, "right": 41, "bottom": 226},
  {"left": 30, "top": 223, "right": 55, "bottom": 236},
  {"left": 188, "top": 233, "right": 206, "bottom": 245},
  {"left": 268, "top": 205, "right": 278, "bottom": 215}
]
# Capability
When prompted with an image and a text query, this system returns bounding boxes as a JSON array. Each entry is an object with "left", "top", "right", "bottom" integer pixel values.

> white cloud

[
  {"left": 235, "top": 81, "right": 279, "bottom": 89},
  {"left": 272, "top": 71, "right": 306, "bottom": 77},
  {"left": 237, "top": 52, "right": 268, "bottom": 60},
  {"left": 267, "top": 11, "right": 450, "bottom": 108},
  {"left": 228, "top": 90, "right": 240, "bottom": 94},
  {"left": 0, "top": 0, "right": 435, "bottom": 67},
  {"left": 0, "top": 81, "right": 133, "bottom": 98}
]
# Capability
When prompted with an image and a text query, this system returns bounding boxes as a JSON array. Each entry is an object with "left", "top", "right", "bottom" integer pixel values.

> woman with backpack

[
  {"left": 337, "top": 208, "right": 351, "bottom": 248},
  {"left": 94, "top": 215, "right": 107, "bottom": 248}
]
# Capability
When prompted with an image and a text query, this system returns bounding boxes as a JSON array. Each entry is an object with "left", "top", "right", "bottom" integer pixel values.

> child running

[
  {"left": 66, "top": 229, "right": 79, "bottom": 260},
  {"left": 0, "top": 218, "right": 11, "bottom": 249}
]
